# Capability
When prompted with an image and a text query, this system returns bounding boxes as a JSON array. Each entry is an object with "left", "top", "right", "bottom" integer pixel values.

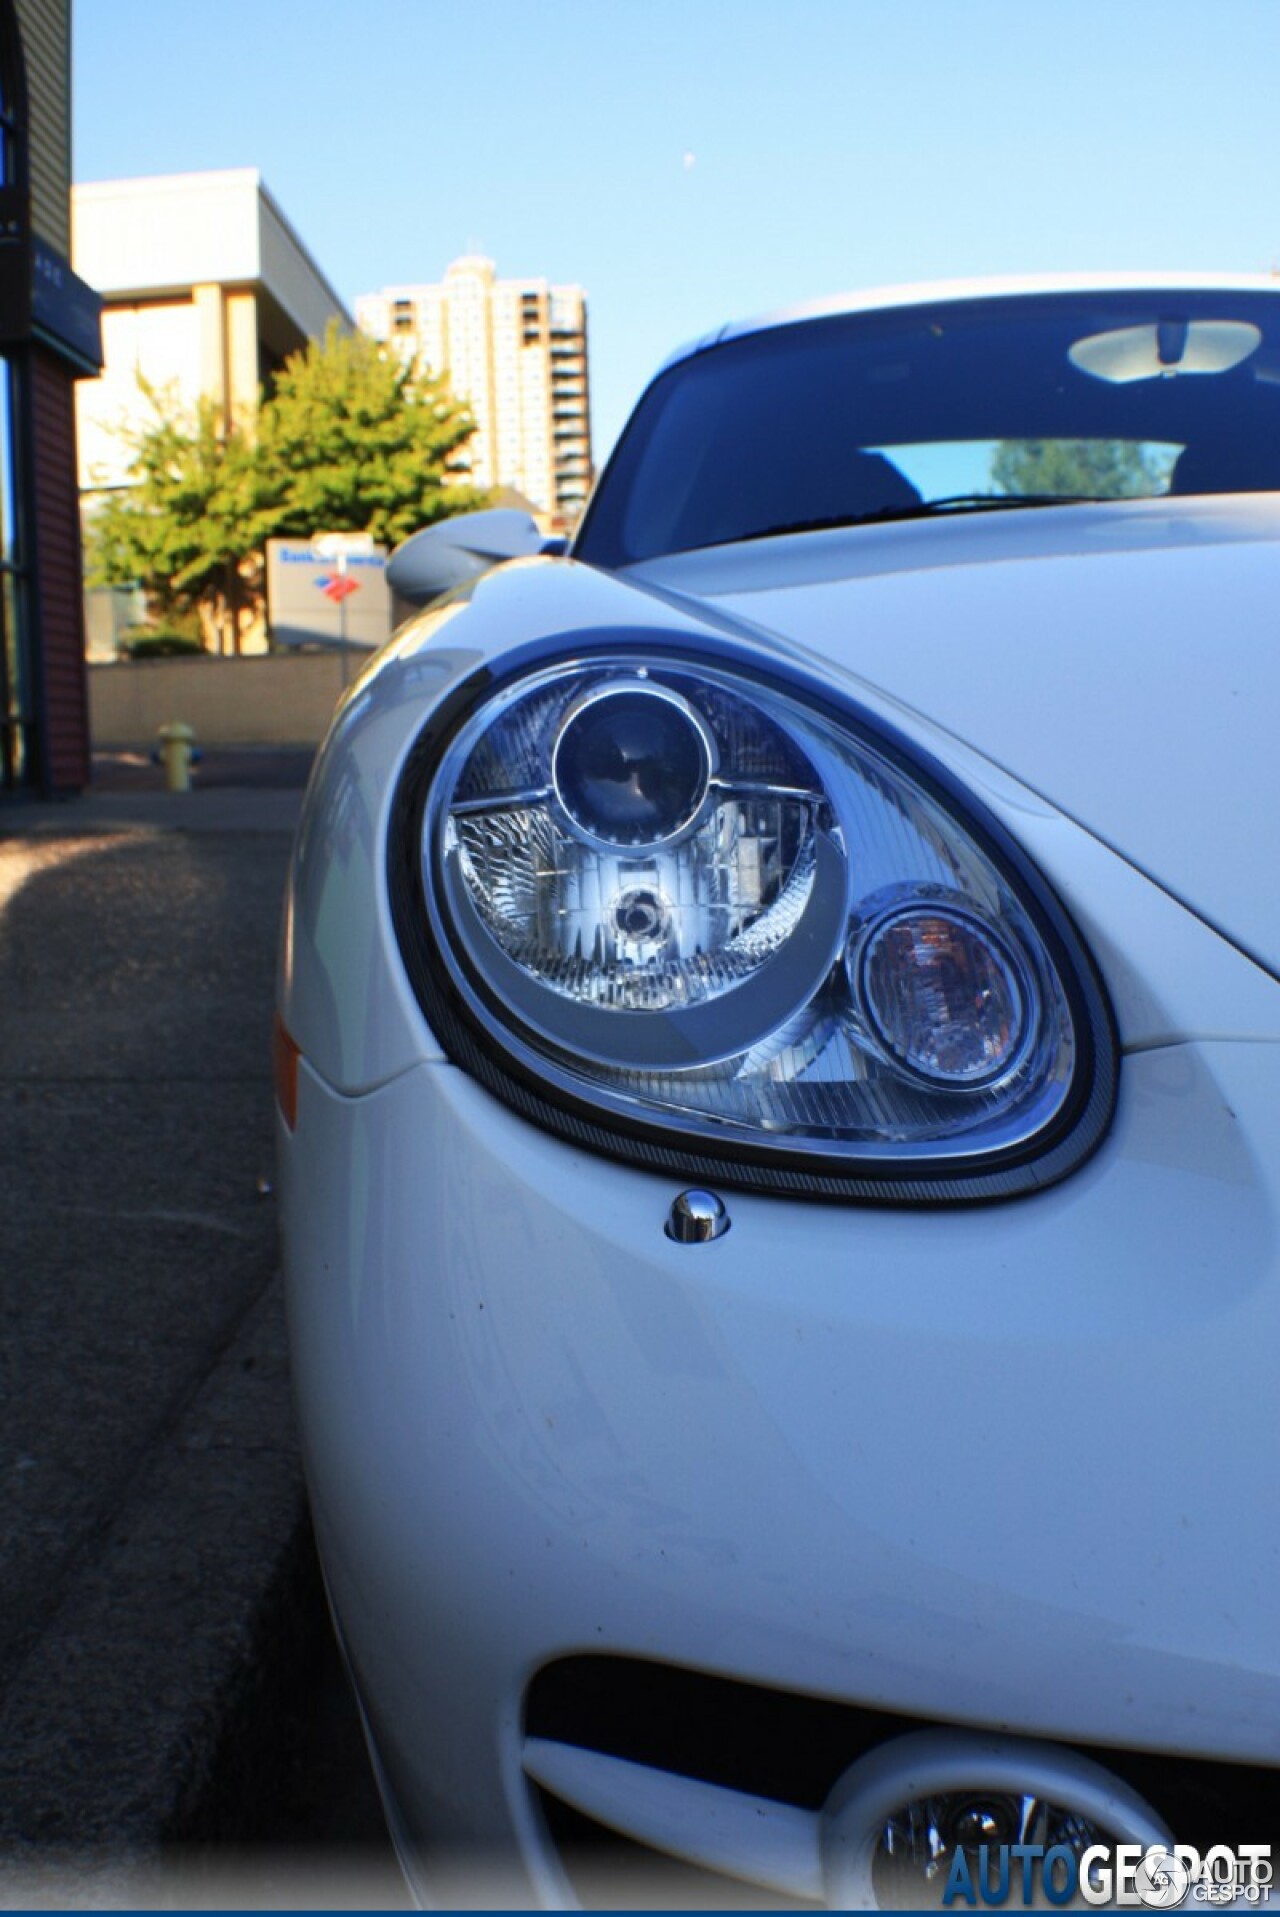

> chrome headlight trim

[{"left": 388, "top": 631, "right": 1117, "bottom": 1204}]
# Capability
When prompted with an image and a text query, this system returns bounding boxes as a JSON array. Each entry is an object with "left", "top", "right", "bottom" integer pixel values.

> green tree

[
  {"left": 87, "top": 325, "right": 489, "bottom": 651},
  {"left": 989, "top": 437, "right": 1173, "bottom": 500},
  {"left": 87, "top": 384, "right": 263, "bottom": 653},
  {"left": 252, "top": 322, "right": 490, "bottom": 547}
]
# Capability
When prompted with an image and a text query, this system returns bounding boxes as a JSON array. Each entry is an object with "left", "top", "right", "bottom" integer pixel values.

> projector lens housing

[{"left": 551, "top": 679, "right": 716, "bottom": 849}]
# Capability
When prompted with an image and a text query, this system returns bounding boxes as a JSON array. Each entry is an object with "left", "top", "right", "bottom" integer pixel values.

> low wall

[{"left": 88, "top": 653, "right": 361, "bottom": 749}]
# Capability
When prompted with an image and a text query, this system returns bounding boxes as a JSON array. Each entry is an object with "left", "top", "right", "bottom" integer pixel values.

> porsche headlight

[{"left": 391, "top": 647, "right": 1115, "bottom": 1201}]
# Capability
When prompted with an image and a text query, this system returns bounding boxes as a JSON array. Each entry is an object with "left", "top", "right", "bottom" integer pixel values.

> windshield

[{"left": 575, "top": 290, "right": 1280, "bottom": 567}]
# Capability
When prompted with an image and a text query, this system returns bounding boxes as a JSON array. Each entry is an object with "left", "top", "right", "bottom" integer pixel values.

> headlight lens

[{"left": 393, "top": 647, "right": 1114, "bottom": 1200}]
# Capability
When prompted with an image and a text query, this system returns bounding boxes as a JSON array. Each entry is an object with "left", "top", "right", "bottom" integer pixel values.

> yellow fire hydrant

[{"left": 157, "top": 721, "right": 196, "bottom": 793}]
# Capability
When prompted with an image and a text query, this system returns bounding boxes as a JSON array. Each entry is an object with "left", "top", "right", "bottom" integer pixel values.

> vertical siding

[
  {"left": 13, "top": 0, "right": 70, "bottom": 254},
  {"left": 29, "top": 344, "right": 88, "bottom": 788}
]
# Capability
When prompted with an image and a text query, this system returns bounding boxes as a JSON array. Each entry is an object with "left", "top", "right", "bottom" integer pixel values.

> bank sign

[{"left": 266, "top": 537, "right": 392, "bottom": 651}]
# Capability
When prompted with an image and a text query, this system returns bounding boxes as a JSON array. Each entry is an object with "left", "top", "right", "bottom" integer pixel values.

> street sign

[
  {"left": 311, "top": 531, "right": 377, "bottom": 558},
  {"left": 266, "top": 537, "right": 392, "bottom": 651}
]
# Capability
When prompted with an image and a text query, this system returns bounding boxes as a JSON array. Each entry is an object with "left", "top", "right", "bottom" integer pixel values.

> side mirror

[{"left": 386, "top": 508, "right": 567, "bottom": 607}]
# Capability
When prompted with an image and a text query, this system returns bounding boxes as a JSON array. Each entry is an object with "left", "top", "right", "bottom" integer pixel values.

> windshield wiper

[
  {"left": 747, "top": 494, "right": 1109, "bottom": 541},
  {"left": 913, "top": 492, "right": 1108, "bottom": 514}
]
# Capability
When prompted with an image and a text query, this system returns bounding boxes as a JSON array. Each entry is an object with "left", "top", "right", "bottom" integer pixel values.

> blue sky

[{"left": 74, "top": 0, "right": 1280, "bottom": 463}]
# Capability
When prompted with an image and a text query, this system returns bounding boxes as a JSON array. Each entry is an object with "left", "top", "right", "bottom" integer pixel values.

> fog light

[
  {"left": 873, "top": 1790, "right": 1103, "bottom": 1907},
  {"left": 821, "top": 1730, "right": 1170, "bottom": 1910}
]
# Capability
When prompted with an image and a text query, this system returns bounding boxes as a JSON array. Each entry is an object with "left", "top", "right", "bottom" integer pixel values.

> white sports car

[{"left": 276, "top": 277, "right": 1280, "bottom": 1908}]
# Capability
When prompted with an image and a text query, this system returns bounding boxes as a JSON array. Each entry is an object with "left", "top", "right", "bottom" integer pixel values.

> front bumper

[{"left": 280, "top": 1037, "right": 1280, "bottom": 1903}]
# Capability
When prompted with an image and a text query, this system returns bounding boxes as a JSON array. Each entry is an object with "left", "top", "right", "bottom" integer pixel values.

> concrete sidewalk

[
  {"left": 1, "top": 752, "right": 313, "bottom": 840},
  {"left": 0, "top": 757, "right": 315, "bottom": 1901}
]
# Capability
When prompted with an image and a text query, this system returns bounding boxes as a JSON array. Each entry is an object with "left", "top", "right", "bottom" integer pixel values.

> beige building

[
  {"left": 71, "top": 169, "right": 350, "bottom": 655},
  {"left": 73, "top": 169, "right": 350, "bottom": 495},
  {"left": 357, "top": 256, "right": 592, "bottom": 527}
]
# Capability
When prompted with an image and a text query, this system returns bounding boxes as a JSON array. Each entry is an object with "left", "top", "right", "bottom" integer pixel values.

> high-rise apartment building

[{"left": 356, "top": 256, "right": 592, "bottom": 527}]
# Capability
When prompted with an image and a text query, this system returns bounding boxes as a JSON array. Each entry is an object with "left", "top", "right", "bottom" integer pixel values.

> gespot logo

[{"left": 941, "top": 1841, "right": 1273, "bottom": 1908}]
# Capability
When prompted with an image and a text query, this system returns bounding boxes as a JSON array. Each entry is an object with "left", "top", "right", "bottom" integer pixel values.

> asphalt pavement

[{"left": 0, "top": 752, "right": 404, "bottom": 1907}]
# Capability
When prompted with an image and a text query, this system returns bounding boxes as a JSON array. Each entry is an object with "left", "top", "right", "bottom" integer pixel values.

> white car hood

[{"left": 626, "top": 495, "right": 1280, "bottom": 979}]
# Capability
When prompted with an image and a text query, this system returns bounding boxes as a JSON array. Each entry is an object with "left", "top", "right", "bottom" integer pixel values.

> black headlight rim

[{"left": 387, "top": 630, "right": 1118, "bottom": 1207}]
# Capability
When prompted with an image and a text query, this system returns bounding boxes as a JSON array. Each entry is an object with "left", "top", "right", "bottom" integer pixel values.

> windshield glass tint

[{"left": 576, "top": 292, "right": 1280, "bottom": 566}]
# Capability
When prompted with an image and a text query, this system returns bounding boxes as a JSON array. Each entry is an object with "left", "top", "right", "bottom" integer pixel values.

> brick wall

[
  {"left": 29, "top": 344, "right": 89, "bottom": 789},
  {"left": 13, "top": 0, "right": 70, "bottom": 258}
]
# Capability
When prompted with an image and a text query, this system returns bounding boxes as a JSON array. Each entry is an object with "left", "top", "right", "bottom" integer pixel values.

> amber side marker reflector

[{"left": 273, "top": 1013, "right": 300, "bottom": 1131}]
